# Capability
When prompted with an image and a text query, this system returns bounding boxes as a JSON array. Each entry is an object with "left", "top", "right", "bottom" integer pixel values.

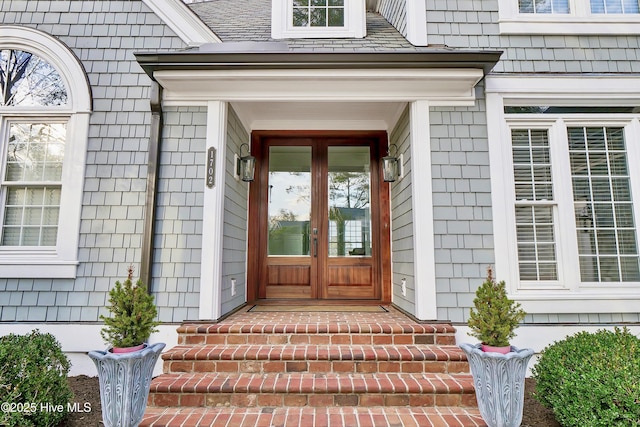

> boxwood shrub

[
  {"left": 0, "top": 330, "right": 72, "bottom": 427},
  {"left": 532, "top": 327, "right": 640, "bottom": 427}
]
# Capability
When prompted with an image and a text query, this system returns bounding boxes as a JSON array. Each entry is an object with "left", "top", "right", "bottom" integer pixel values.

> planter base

[
  {"left": 460, "top": 343, "right": 534, "bottom": 427},
  {"left": 89, "top": 342, "right": 165, "bottom": 427}
]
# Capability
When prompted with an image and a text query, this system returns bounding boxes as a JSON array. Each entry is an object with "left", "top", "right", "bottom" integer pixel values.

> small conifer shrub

[
  {"left": 0, "top": 330, "right": 72, "bottom": 427},
  {"left": 468, "top": 267, "right": 526, "bottom": 347},
  {"left": 100, "top": 266, "right": 160, "bottom": 349}
]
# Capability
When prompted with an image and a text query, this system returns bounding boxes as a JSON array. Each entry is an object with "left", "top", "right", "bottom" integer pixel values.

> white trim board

[{"left": 0, "top": 323, "right": 179, "bottom": 377}]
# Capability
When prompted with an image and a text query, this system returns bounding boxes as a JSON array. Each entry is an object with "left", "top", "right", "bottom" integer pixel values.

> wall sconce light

[
  {"left": 382, "top": 144, "right": 400, "bottom": 182},
  {"left": 236, "top": 143, "right": 256, "bottom": 182}
]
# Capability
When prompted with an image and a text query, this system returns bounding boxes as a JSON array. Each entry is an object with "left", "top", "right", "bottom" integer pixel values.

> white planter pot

[
  {"left": 88, "top": 342, "right": 165, "bottom": 427},
  {"left": 460, "top": 343, "right": 534, "bottom": 427}
]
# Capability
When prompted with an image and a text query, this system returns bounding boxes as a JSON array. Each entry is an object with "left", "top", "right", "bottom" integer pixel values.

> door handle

[{"left": 312, "top": 228, "right": 318, "bottom": 257}]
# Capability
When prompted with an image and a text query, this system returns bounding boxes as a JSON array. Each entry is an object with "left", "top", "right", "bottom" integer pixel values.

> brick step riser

[
  {"left": 149, "top": 392, "right": 477, "bottom": 409},
  {"left": 179, "top": 334, "right": 456, "bottom": 346},
  {"left": 166, "top": 360, "right": 470, "bottom": 375}
]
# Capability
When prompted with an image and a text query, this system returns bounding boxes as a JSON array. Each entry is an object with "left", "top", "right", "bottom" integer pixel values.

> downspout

[{"left": 140, "top": 81, "right": 162, "bottom": 289}]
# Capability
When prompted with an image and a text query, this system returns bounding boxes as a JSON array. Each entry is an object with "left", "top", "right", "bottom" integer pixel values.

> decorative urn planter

[
  {"left": 460, "top": 343, "right": 534, "bottom": 427},
  {"left": 88, "top": 342, "right": 165, "bottom": 427}
]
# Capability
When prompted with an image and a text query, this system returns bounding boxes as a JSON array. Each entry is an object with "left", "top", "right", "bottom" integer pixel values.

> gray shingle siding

[
  {"left": 430, "top": 88, "right": 496, "bottom": 323},
  {"left": 389, "top": 106, "right": 415, "bottom": 314},
  {"left": 377, "top": 0, "right": 407, "bottom": 37},
  {"left": 153, "top": 106, "right": 207, "bottom": 323},
  {"left": 424, "top": 0, "right": 640, "bottom": 73},
  {"left": 221, "top": 105, "right": 250, "bottom": 316},
  {"left": 0, "top": 1, "right": 187, "bottom": 323}
]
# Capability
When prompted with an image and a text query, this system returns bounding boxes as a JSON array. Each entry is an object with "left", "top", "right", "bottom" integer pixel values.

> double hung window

[
  {"left": 0, "top": 26, "right": 91, "bottom": 278},
  {"left": 486, "top": 76, "right": 640, "bottom": 313}
]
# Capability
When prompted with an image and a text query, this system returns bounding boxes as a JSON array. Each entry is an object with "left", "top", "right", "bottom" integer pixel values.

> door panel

[
  {"left": 265, "top": 146, "right": 313, "bottom": 298},
  {"left": 248, "top": 132, "right": 390, "bottom": 302},
  {"left": 324, "top": 145, "right": 377, "bottom": 299}
]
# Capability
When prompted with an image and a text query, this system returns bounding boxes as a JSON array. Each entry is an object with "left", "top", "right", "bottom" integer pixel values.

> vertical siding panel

[
  {"left": 389, "top": 106, "right": 415, "bottom": 315},
  {"left": 220, "top": 106, "right": 250, "bottom": 316}
]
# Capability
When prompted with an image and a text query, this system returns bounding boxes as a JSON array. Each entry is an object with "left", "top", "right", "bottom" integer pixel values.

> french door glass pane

[
  {"left": 328, "top": 146, "right": 371, "bottom": 257},
  {"left": 569, "top": 126, "right": 640, "bottom": 282},
  {"left": 267, "top": 146, "right": 312, "bottom": 256}
]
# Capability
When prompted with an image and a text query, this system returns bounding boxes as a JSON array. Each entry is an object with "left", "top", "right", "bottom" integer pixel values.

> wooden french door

[{"left": 247, "top": 131, "right": 391, "bottom": 301}]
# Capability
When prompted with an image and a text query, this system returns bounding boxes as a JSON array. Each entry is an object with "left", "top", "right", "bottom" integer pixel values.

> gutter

[
  {"left": 140, "top": 81, "right": 163, "bottom": 290},
  {"left": 135, "top": 49, "right": 503, "bottom": 78}
]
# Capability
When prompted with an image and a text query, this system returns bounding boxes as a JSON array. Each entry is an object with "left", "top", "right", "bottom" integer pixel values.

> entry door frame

[{"left": 247, "top": 130, "right": 391, "bottom": 303}]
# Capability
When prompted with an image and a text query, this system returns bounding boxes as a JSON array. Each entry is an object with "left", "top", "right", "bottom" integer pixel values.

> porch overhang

[{"left": 135, "top": 50, "right": 502, "bottom": 108}]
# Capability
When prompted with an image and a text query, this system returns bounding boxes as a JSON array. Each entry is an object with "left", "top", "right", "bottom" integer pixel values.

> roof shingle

[{"left": 187, "top": 0, "right": 420, "bottom": 51}]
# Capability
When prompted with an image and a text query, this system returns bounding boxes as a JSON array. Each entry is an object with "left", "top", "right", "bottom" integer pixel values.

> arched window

[{"left": 0, "top": 27, "right": 91, "bottom": 278}]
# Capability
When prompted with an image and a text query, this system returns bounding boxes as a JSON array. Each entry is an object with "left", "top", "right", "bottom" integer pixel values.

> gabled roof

[{"left": 187, "top": 0, "right": 420, "bottom": 51}]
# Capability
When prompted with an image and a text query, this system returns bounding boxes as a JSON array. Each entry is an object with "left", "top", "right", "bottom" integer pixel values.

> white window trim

[
  {"left": 498, "top": 0, "right": 640, "bottom": 34},
  {"left": 486, "top": 75, "right": 640, "bottom": 313},
  {"left": 0, "top": 26, "right": 91, "bottom": 278},
  {"left": 271, "top": 0, "right": 366, "bottom": 39}
]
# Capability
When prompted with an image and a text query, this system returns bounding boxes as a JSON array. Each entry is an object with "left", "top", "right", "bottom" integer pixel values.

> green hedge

[
  {"left": 532, "top": 327, "right": 640, "bottom": 427},
  {"left": 0, "top": 330, "right": 72, "bottom": 427}
]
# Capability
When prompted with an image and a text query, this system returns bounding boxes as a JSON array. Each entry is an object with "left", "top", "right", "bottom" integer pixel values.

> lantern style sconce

[
  {"left": 236, "top": 143, "right": 256, "bottom": 182},
  {"left": 382, "top": 144, "right": 402, "bottom": 182}
]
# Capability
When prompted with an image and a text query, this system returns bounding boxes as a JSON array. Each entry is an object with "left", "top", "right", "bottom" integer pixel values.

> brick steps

[
  {"left": 163, "top": 344, "right": 469, "bottom": 374},
  {"left": 149, "top": 372, "right": 477, "bottom": 408},
  {"left": 178, "top": 323, "right": 457, "bottom": 346},
  {"left": 142, "top": 307, "right": 483, "bottom": 427},
  {"left": 141, "top": 406, "right": 486, "bottom": 427}
]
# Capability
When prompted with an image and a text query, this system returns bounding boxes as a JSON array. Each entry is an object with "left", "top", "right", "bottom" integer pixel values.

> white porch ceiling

[
  {"left": 153, "top": 68, "right": 485, "bottom": 132},
  {"left": 230, "top": 101, "right": 407, "bottom": 131}
]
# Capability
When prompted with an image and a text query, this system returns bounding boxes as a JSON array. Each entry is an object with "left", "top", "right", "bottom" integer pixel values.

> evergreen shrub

[
  {"left": 0, "top": 330, "right": 72, "bottom": 427},
  {"left": 100, "top": 266, "right": 160, "bottom": 349},
  {"left": 532, "top": 327, "right": 640, "bottom": 427},
  {"left": 467, "top": 267, "right": 526, "bottom": 347}
]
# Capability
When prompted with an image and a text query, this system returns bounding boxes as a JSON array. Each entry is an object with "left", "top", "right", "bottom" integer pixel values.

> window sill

[
  {"left": 0, "top": 251, "right": 78, "bottom": 278},
  {"left": 499, "top": 18, "right": 640, "bottom": 34}
]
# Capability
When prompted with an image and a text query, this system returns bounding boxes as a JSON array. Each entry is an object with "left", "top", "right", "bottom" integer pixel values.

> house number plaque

[{"left": 206, "top": 147, "right": 216, "bottom": 188}]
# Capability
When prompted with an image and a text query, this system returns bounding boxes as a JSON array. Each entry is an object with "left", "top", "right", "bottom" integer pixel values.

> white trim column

[
  {"left": 405, "top": 0, "right": 429, "bottom": 46},
  {"left": 199, "top": 101, "right": 228, "bottom": 320},
  {"left": 410, "top": 100, "right": 437, "bottom": 320}
]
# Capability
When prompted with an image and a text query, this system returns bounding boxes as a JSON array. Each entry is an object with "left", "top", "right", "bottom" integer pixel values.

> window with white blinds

[
  {"left": 568, "top": 126, "right": 640, "bottom": 282},
  {"left": 504, "top": 116, "right": 640, "bottom": 292},
  {"left": 511, "top": 129, "right": 559, "bottom": 281}
]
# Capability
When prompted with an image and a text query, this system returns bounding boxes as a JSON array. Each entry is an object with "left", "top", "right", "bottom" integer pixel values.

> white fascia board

[
  {"left": 486, "top": 75, "right": 640, "bottom": 101},
  {"left": 143, "top": 0, "right": 221, "bottom": 46},
  {"left": 154, "top": 69, "right": 483, "bottom": 105}
]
